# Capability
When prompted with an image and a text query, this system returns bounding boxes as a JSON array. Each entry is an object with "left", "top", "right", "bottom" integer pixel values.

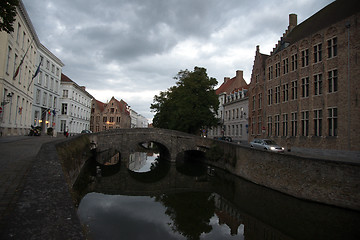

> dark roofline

[{"left": 277, "top": 0, "right": 360, "bottom": 53}]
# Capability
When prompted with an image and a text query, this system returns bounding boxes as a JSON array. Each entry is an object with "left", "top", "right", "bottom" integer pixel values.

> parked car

[
  {"left": 250, "top": 139, "right": 284, "bottom": 153},
  {"left": 214, "top": 136, "right": 233, "bottom": 142},
  {"left": 81, "top": 129, "right": 92, "bottom": 134}
]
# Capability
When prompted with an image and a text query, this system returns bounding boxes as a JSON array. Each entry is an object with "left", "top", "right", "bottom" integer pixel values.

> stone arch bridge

[{"left": 88, "top": 128, "right": 215, "bottom": 162}]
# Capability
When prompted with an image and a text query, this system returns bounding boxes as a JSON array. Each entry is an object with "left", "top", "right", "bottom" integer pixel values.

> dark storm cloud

[{"left": 23, "top": 0, "right": 334, "bottom": 120}]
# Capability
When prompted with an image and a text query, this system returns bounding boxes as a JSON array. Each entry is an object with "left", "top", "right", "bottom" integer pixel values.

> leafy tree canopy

[
  {"left": 151, "top": 67, "right": 219, "bottom": 135},
  {"left": 0, "top": 0, "right": 19, "bottom": 34}
]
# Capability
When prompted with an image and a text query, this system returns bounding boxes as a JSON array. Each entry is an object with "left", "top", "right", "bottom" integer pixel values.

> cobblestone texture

[{"left": 0, "top": 135, "right": 84, "bottom": 239}]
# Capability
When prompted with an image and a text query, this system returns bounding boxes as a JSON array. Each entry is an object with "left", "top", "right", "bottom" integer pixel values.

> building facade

[
  {"left": 31, "top": 44, "right": 63, "bottom": 135},
  {"left": 248, "top": 1, "right": 360, "bottom": 158},
  {"left": 208, "top": 70, "right": 249, "bottom": 142},
  {"left": 90, "top": 96, "right": 131, "bottom": 132},
  {"left": 223, "top": 89, "right": 249, "bottom": 143},
  {"left": 0, "top": 1, "right": 38, "bottom": 136},
  {"left": 130, "top": 109, "right": 148, "bottom": 128},
  {"left": 59, "top": 74, "right": 92, "bottom": 135}
]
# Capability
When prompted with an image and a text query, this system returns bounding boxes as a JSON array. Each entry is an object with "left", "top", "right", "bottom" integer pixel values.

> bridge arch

[{"left": 89, "top": 128, "right": 215, "bottom": 162}]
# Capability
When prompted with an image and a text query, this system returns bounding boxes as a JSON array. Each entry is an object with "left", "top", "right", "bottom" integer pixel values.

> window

[
  {"left": 301, "top": 77, "right": 309, "bottom": 98},
  {"left": 45, "top": 74, "right": 49, "bottom": 88},
  {"left": 301, "top": 49, "right": 309, "bottom": 67},
  {"left": 16, "top": 23, "right": 21, "bottom": 42},
  {"left": 36, "top": 89, "right": 41, "bottom": 104},
  {"left": 328, "top": 108, "right": 337, "bottom": 136},
  {"left": 257, "top": 116, "right": 262, "bottom": 135},
  {"left": 328, "top": 69, "right": 338, "bottom": 93},
  {"left": 282, "top": 83, "right": 289, "bottom": 102},
  {"left": 116, "top": 116, "right": 121, "bottom": 122},
  {"left": 291, "top": 80, "right": 298, "bottom": 100},
  {"left": 42, "top": 92, "right": 47, "bottom": 106},
  {"left": 111, "top": 108, "right": 115, "bottom": 113},
  {"left": 252, "top": 96, "right": 255, "bottom": 110},
  {"left": 314, "top": 73, "right": 323, "bottom": 96},
  {"left": 50, "top": 77, "right": 54, "bottom": 90},
  {"left": 314, "top": 109, "right": 322, "bottom": 136},
  {"left": 268, "top": 89, "right": 273, "bottom": 105},
  {"left": 267, "top": 116, "right": 272, "bottom": 136},
  {"left": 103, "top": 117, "right": 107, "bottom": 122},
  {"left": 258, "top": 93, "right": 262, "bottom": 109},
  {"left": 275, "top": 86, "right": 280, "bottom": 104},
  {"left": 110, "top": 117, "right": 114, "bottom": 122},
  {"left": 291, "top": 112, "right": 298, "bottom": 136},
  {"left": 63, "top": 90, "right": 68, "bottom": 98},
  {"left": 13, "top": 54, "right": 18, "bottom": 77},
  {"left": 301, "top": 111, "right": 309, "bottom": 136},
  {"left": 314, "top": 43, "right": 322, "bottom": 63},
  {"left": 282, "top": 114, "right": 288, "bottom": 136},
  {"left": 37, "top": 71, "right": 42, "bottom": 85},
  {"left": 327, "top": 37, "right": 337, "bottom": 58},
  {"left": 61, "top": 103, "right": 68, "bottom": 115},
  {"left": 268, "top": 66, "right": 273, "bottom": 80},
  {"left": 274, "top": 115, "right": 280, "bottom": 137},
  {"left": 46, "top": 60, "right": 50, "bottom": 69},
  {"left": 6, "top": 46, "right": 11, "bottom": 74},
  {"left": 283, "top": 58, "right": 289, "bottom": 74},
  {"left": 275, "top": 62, "right": 281, "bottom": 77},
  {"left": 291, "top": 53, "right": 298, "bottom": 71},
  {"left": 251, "top": 117, "right": 255, "bottom": 135}
]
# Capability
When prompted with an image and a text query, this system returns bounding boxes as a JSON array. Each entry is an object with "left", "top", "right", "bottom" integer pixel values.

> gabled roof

[
  {"left": 95, "top": 96, "right": 130, "bottom": 115},
  {"left": 94, "top": 99, "right": 106, "bottom": 112},
  {"left": 216, "top": 71, "right": 248, "bottom": 95},
  {"left": 61, "top": 73, "right": 73, "bottom": 83}
]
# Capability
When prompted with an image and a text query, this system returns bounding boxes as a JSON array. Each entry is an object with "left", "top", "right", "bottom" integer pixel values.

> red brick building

[
  {"left": 248, "top": 0, "right": 360, "bottom": 159},
  {"left": 90, "top": 96, "right": 131, "bottom": 132}
]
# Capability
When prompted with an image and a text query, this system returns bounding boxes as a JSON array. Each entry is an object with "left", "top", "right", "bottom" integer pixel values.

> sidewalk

[{"left": 0, "top": 135, "right": 63, "bottom": 234}]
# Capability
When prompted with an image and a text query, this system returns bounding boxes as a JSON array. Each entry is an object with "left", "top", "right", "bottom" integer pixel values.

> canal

[{"left": 73, "top": 142, "right": 360, "bottom": 240}]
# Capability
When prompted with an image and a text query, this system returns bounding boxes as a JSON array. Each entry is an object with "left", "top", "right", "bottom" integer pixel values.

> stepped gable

[{"left": 272, "top": 0, "right": 360, "bottom": 54}]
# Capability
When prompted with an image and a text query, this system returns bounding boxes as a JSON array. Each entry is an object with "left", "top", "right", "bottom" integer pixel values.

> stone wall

[
  {"left": 56, "top": 134, "right": 92, "bottom": 187},
  {"left": 205, "top": 141, "right": 360, "bottom": 211}
]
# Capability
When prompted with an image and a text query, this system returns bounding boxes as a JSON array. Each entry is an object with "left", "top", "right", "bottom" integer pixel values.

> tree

[
  {"left": 0, "top": 0, "right": 19, "bottom": 34},
  {"left": 151, "top": 67, "right": 219, "bottom": 135}
]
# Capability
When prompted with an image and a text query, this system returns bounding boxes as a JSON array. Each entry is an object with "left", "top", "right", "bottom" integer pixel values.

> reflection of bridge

[
  {"left": 89, "top": 128, "right": 215, "bottom": 162},
  {"left": 86, "top": 161, "right": 213, "bottom": 196},
  {"left": 83, "top": 127, "right": 360, "bottom": 211}
]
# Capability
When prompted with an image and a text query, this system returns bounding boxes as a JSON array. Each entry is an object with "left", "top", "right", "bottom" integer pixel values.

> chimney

[
  {"left": 236, "top": 70, "right": 243, "bottom": 80},
  {"left": 80, "top": 86, "right": 86, "bottom": 91},
  {"left": 224, "top": 77, "right": 230, "bottom": 83},
  {"left": 256, "top": 45, "right": 260, "bottom": 53},
  {"left": 289, "top": 13, "right": 297, "bottom": 31}
]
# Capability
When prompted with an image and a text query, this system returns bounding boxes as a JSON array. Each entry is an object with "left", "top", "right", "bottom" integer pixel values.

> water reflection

[{"left": 75, "top": 150, "right": 360, "bottom": 240}]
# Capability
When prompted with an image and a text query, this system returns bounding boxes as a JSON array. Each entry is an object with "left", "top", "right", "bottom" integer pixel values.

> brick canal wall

[{"left": 205, "top": 141, "right": 360, "bottom": 211}]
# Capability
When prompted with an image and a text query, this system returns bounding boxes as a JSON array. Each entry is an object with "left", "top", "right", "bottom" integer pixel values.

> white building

[
  {"left": 208, "top": 70, "right": 249, "bottom": 142},
  {"left": 130, "top": 109, "right": 148, "bottom": 128},
  {"left": 31, "top": 44, "right": 64, "bottom": 135},
  {"left": 0, "top": 1, "right": 39, "bottom": 136},
  {"left": 59, "top": 73, "right": 92, "bottom": 135},
  {"left": 223, "top": 89, "right": 249, "bottom": 143}
]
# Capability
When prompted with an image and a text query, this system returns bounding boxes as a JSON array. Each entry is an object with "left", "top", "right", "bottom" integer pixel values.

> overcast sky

[{"left": 23, "top": 0, "right": 334, "bottom": 121}]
